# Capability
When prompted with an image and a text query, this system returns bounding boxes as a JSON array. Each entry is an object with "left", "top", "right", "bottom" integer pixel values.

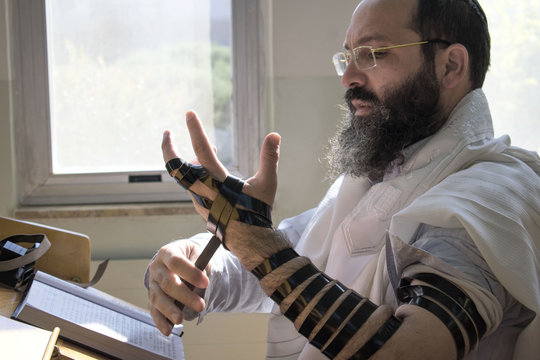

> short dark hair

[{"left": 411, "top": 0, "right": 491, "bottom": 89}]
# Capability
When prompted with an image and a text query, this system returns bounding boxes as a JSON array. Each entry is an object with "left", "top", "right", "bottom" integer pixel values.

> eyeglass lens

[
  {"left": 333, "top": 47, "right": 376, "bottom": 76},
  {"left": 354, "top": 47, "right": 376, "bottom": 69},
  {"left": 332, "top": 53, "right": 348, "bottom": 76}
]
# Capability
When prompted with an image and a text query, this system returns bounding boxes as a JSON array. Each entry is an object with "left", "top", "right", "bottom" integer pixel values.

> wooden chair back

[{"left": 0, "top": 216, "right": 91, "bottom": 283}]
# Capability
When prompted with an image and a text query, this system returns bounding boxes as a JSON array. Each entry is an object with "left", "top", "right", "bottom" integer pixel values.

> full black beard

[{"left": 326, "top": 62, "right": 444, "bottom": 181}]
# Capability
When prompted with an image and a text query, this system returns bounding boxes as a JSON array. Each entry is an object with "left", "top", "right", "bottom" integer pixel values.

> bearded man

[{"left": 146, "top": 0, "right": 540, "bottom": 359}]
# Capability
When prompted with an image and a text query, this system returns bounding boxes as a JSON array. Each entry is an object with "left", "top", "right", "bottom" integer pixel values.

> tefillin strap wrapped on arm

[
  {"left": 252, "top": 246, "right": 485, "bottom": 359},
  {"left": 252, "top": 248, "right": 402, "bottom": 359},
  {"left": 397, "top": 273, "right": 487, "bottom": 359},
  {"left": 166, "top": 158, "right": 273, "bottom": 308}
]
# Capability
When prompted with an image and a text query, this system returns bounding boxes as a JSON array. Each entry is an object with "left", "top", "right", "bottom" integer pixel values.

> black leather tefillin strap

[
  {"left": 398, "top": 273, "right": 487, "bottom": 359},
  {"left": 166, "top": 158, "right": 273, "bottom": 237},
  {"left": 252, "top": 248, "right": 402, "bottom": 359},
  {"left": 166, "top": 158, "right": 273, "bottom": 308}
]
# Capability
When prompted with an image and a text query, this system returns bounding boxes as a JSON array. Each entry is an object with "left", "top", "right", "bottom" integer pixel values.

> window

[
  {"left": 482, "top": 1, "right": 540, "bottom": 154},
  {"left": 12, "top": 0, "right": 265, "bottom": 205}
]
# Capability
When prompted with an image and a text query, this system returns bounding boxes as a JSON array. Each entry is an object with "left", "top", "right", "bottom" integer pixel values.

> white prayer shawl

[{"left": 268, "top": 89, "right": 540, "bottom": 359}]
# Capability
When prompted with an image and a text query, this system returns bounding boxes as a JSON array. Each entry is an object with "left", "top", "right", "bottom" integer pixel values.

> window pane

[
  {"left": 46, "top": 0, "right": 233, "bottom": 174},
  {"left": 483, "top": 1, "right": 540, "bottom": 154}
]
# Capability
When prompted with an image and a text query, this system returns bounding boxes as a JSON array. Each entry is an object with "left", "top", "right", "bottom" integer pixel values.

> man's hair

[{"left": 411, "top": 0, "right": 491, "bottom": 89}]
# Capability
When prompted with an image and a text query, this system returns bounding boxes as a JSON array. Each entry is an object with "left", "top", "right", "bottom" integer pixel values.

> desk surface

[{"left": 0, "top": 286, "right": 110, "bottom": 360}]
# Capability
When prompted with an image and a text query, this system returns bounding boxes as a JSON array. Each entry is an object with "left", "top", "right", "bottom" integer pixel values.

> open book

[{"left": 12, "top": 271, "right": 184, "bottom": 360}]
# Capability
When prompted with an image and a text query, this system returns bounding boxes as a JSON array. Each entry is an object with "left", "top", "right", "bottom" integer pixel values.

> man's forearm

[{"left": 225, "top": 221, "right": 402, "bottom": 360}]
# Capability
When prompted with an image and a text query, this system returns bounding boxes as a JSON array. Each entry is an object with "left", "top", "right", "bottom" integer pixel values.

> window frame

[{"left": 11, "top": 0, "right": 266, "bottom": 205}]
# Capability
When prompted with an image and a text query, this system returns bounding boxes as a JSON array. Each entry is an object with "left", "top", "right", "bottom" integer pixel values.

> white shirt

[{"left": 152, "top": 89, "right": 540, "bottom": 359}]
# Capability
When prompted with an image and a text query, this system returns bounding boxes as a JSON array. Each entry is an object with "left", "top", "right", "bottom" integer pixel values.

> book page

[
  {"left": 27, "top": 280, "right": 183, "bottom": 359},
  {"left": 33, "top": 271, "right": 167, "bottom": 330},
  {"left": 0, "top": 315, "right": 54, "bottom": 359}
]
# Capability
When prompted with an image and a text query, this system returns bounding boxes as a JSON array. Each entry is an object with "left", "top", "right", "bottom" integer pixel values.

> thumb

[
  {"left": 241, "top": 132, "right": 280, "bottom": 206},
  {"left": 257, "top": 132, "right": 281, "bottom": 182}
]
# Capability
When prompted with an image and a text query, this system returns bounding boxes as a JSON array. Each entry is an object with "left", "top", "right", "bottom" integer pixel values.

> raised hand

[
  {"left": 149, "top": 111, "right": 282, "bottom": 335},
  {"left": 162, "top": 110, "right": 281, "bottom": 213}
]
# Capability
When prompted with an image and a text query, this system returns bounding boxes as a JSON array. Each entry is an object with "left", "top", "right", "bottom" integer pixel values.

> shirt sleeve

[
  {"left": 411, "top": 224, "right": 507, "bottom": 307},
  {"left": 406, "top": 223, "right": 535, "bottom": 358}
]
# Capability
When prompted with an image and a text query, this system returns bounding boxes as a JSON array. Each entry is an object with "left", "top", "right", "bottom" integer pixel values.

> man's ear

[{"left": 440, "top": 43, "right": 469, "bottom": 89}]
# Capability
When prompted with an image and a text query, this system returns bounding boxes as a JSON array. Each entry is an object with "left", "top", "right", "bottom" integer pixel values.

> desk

[{"left": 0, "top": 286, "right": 111, "bottom": 359}]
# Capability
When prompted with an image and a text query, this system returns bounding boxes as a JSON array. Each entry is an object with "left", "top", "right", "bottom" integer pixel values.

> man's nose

[{"left": 341, "top": 61, "right": 368, "bottom": 89}]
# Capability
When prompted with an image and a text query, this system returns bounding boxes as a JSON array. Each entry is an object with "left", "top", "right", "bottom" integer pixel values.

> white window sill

[{"left": 14, "top": 202, "right": 197, "bottom": 220}]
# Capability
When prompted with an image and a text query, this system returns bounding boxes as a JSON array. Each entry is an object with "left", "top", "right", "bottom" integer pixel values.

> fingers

[
  {"left": 162, "top": 130, "right": 180, "bottom": 163},
  {"left": 242, "top": 132, "right": 281, "bottom": 206},
  {"left": 149, "top": 267, "right": 206, "bottom": 312},
  {"left": 153, "top": 243, "right": 209, "bottom": 290},
  {"left": 150, "top": 306, "right": 175, "bottom": 336},
  {"left": 149, "top": 286, "right": 180, "bottom": 336},
  {"left": 185, "top": 111, "right": 228, "bottom": 182},
  {"left": 165, "top": 111, "right": 280, "bottom": 210},
  {"left": 162, "top": 114, "right": 218, "bottom": 167},
  {"left": 147, "top": 242, "right": 208, "bottom": 332}
]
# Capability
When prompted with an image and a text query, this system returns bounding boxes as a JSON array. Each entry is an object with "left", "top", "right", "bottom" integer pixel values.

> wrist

[{"left": 225, "top": 220, "right": 291, "bottom": 270}]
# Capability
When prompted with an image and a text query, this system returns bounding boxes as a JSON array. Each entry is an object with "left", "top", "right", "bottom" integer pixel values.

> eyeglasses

[{"left": 332, "top": 39, "right": 451, "bottom": 76}]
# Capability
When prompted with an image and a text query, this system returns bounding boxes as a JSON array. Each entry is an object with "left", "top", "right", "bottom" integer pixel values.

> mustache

[{"left": 344, "top": 87, "right": 380, "bottom": 107}]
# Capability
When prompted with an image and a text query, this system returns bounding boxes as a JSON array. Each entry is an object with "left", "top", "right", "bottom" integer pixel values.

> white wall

[{"left": 271, "top": 1, "right": 357, "bottom": 220}]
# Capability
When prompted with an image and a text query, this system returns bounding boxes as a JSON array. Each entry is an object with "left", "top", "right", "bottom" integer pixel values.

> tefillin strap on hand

[{"left": 166, "top": 158, "right": 273, "bottom": 308}]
